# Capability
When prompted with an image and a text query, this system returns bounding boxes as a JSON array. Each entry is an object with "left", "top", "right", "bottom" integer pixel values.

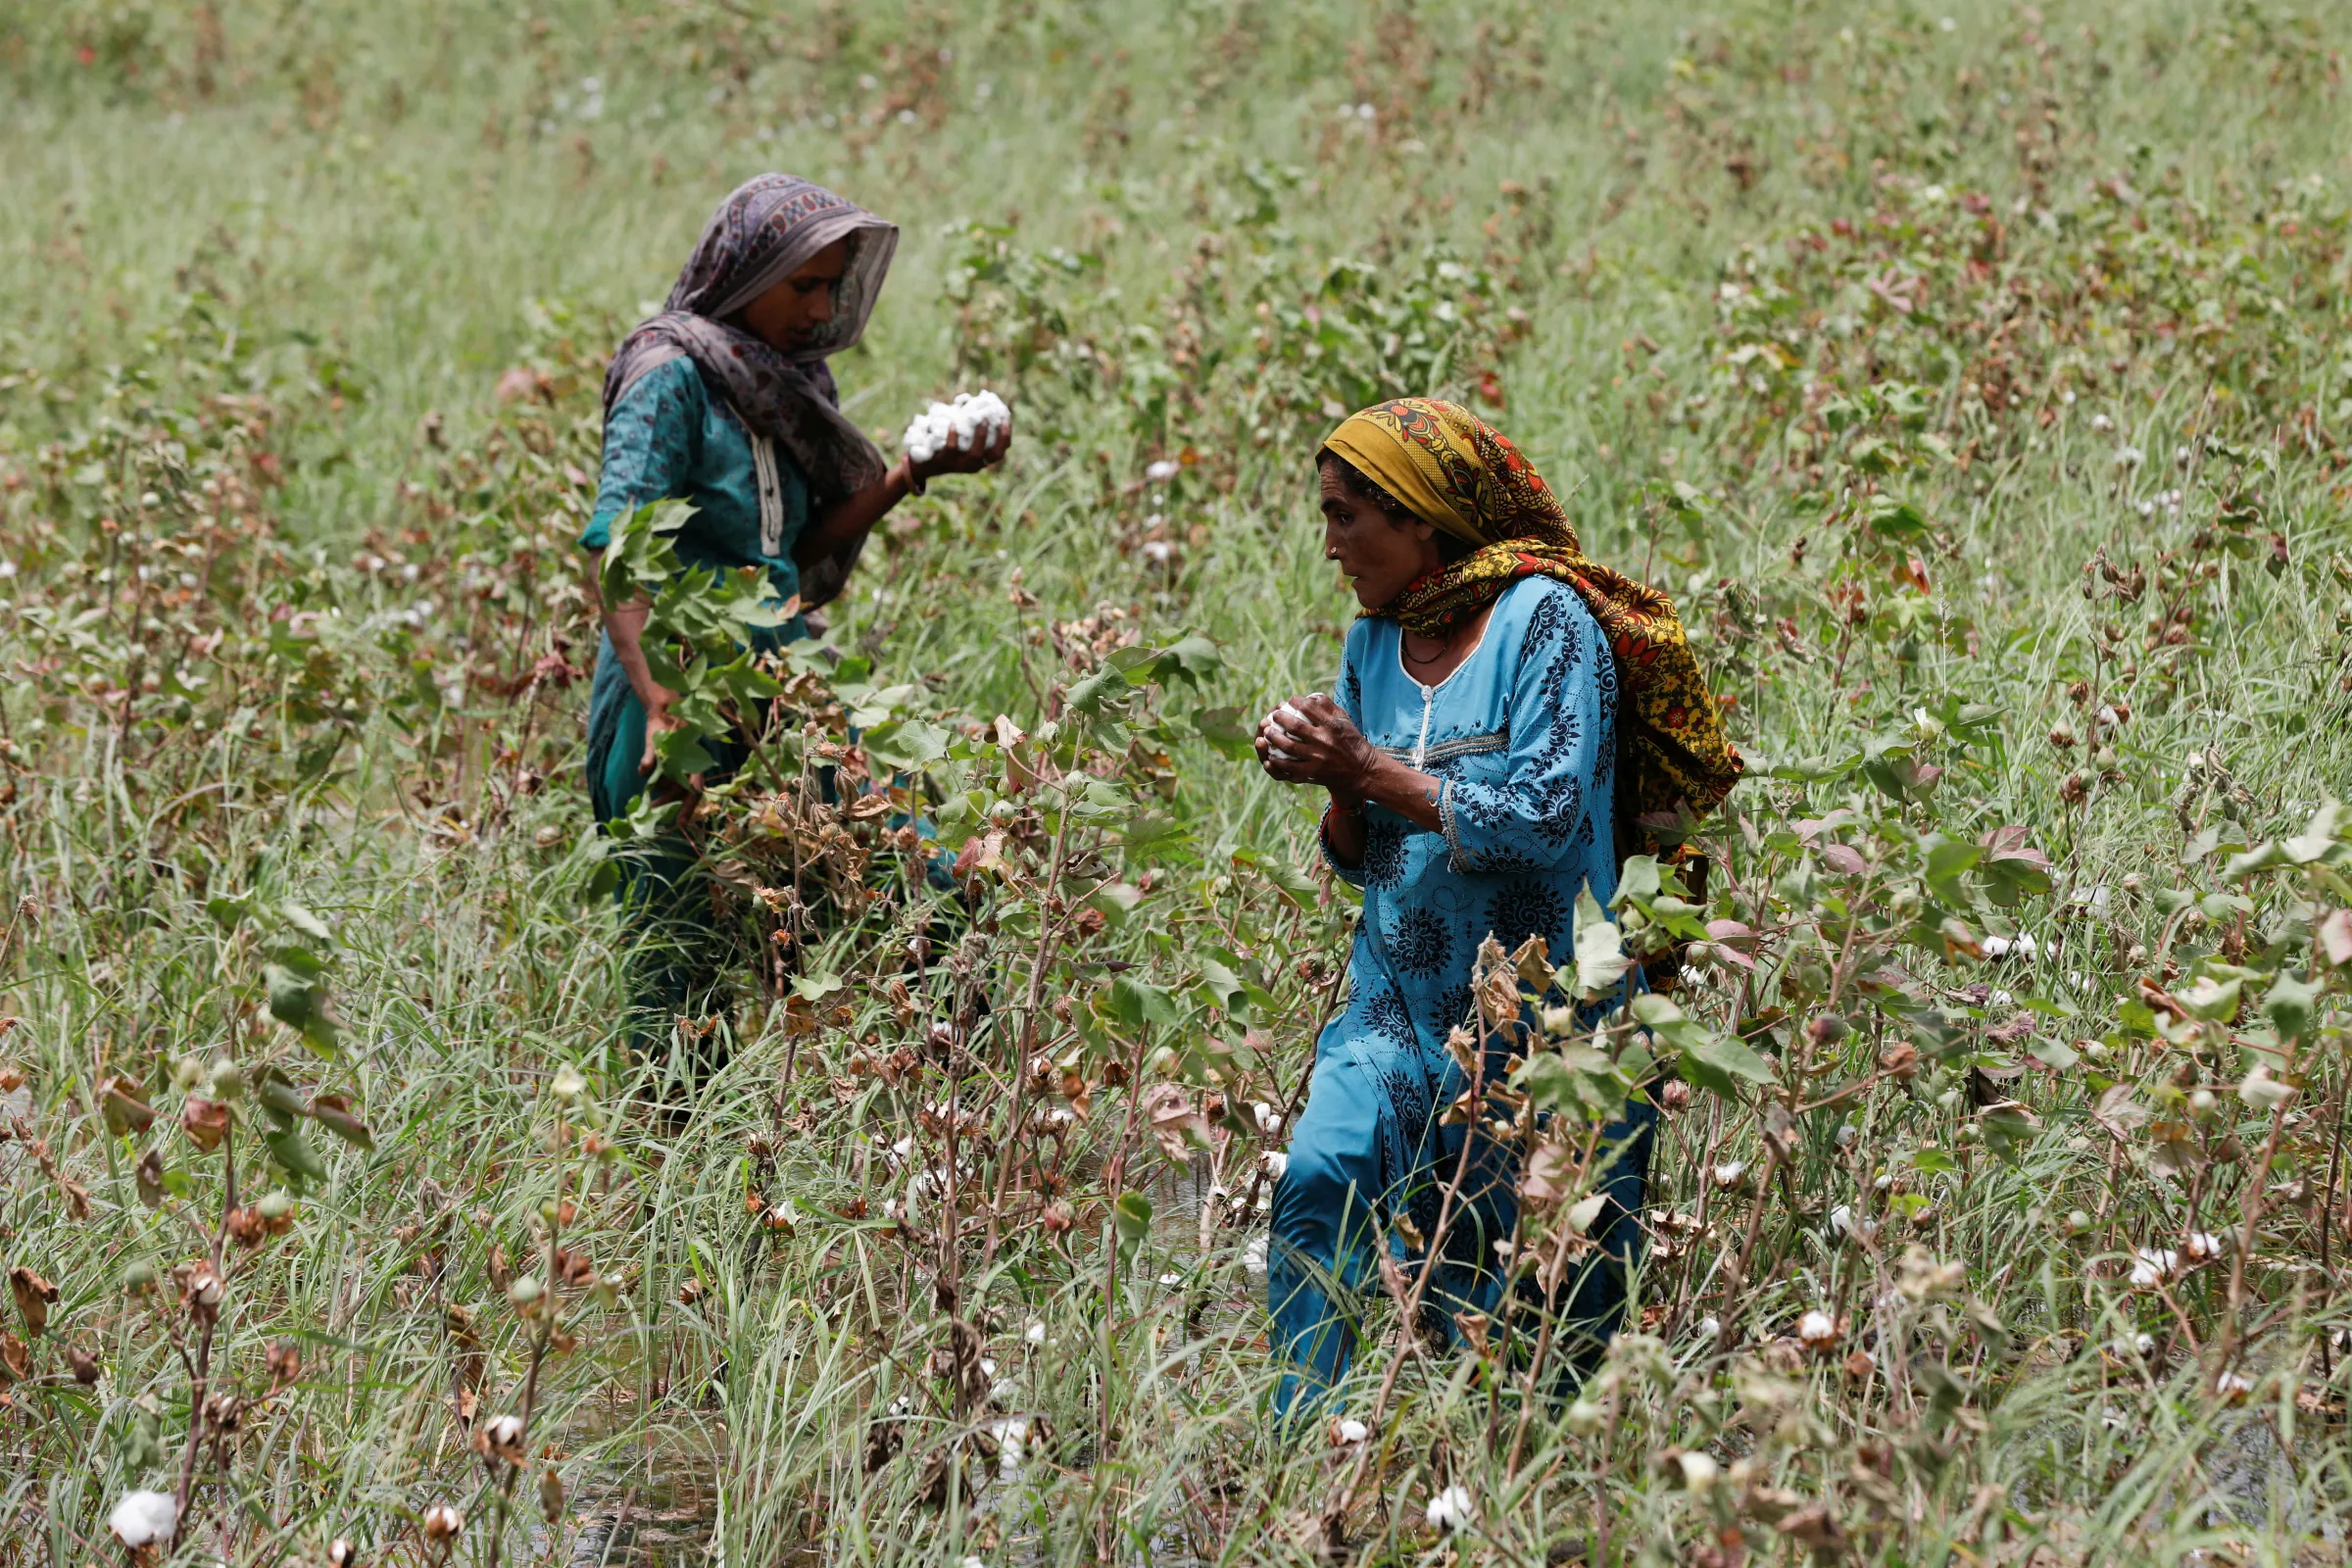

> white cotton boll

[
  {"left": 1796, "top": 1309, "right": 1838, "bottom": 1348},
  {"left": 2130, "top": 1248, "right": 2179, "bottom": 1288},
  {"left": 1426, "top": 1484, "right": 1475, "bottom": 1534},
  {"left": 1142, "top": 540, "right": 1172, "bottom": 564},
  {"left": 1697, "top": 1314, "right": 1722, "bottom": 1343},
  {"left": 1243, "top": 1235, "right": 1269, "bottom": 1276},
  {"left": 1261, "top": 1150, "right": 1289, "bottom": 1181},
  {"left": 902, "top": 389, "right": 1010, "bottom": 465},
  {"left": 1025, "top": 1320, "right": 1047, "bottom": 1345},
  {"left": 2185, "top": 1231, "right": 2224, "bottom": 1261},
  {"left": 1145, "top": 459, "right": 1179, "bottom": 483},
  {"left": 110, "top": 1491, "right": 177, "bottom": 1547},
  {"left": 1982, "top": 935, "right": 2011, "bottom": 958},
  {"left": 1677, "top": 1450, "right": 1720, "bottom": 1493}
]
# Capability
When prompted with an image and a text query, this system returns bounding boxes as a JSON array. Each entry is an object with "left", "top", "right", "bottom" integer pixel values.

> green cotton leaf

[
  {"left": 1610, "top": 856, "right": 1662, "bottom": 911},
  {"left": 1769, "top": 750, "right": 1863, "bottom": 783},
  {"left": 1921, "top": 836, "right": 1981, "bottom": 906},
  {"left": 1234, "top": 850, "right": 1320, "bottom": 910},
  {"left": 1156, "top": 634, "right": 1223, "bottom": 683},
  {"left": 1109, "top": 976, "right": 1184, "bottom": 1030},
  {"left": 205, "top": 890, "right": 261, "bottom": 931},
  {"left": 307, "top": 1094, "right": 374, "bottom": 1151},
  {"left": 1111, "top": 1190, "right": 1154, "bottom": 1247},
  {"left": 265, "top": 962, "right": 337, "bottom": 1056},
  {"left": 1633, "top": 993, "right": 1774, "bottom": 1097},
  {"left": 710, "top": 655, "right": 787, "bottom": 709},
  {"left": 294, "top": 731, "right": 346, "bottom": 784},
  {"left": 1192, "top": 705, "right": 1255, "bottom": 760},
  {"left": 1064, "top": 664, "right": 1132, "bottom": 716},
  {"left": 2285, "top": 799, "right": 2346, "bottom": 864},
  {"left": 1198, "top": 958, "right": 1248, "bottom": 1012},
  {"left": 2223, "top": 841, "right": 2290, "bottom": 880},
  {"left": 1572, "top": 886, "right": 1632, "bottom": 999},
  {"left": 2029, "top": 1036, "right": 2080, "bottom": 1071},
  {"left": 584, "top": 856, "right": 623, "bottom": 901},
  {"left": 279, "top": 902, "right": 334, "bottom": 944},
  {"left": 1980, "top": 1104, "right": 2041, "bottom": 1160},
  {"left": 264, "top": 1125, "right": 329, "bottom": 1186},
  {"left": 846, "top": 682, "right": 926, "bottom": 729},
  {"left": 2266, "top": 972, "right": 2320, "bottom": 1041},
  {"left": 861, "top": 717, "right": 950, "bottom": 772},
  {"left": 1089, "top": 881, "right": 1146, "bottom": 919},
  {"left": 1863, "top": 493, "right": 1929, "bottom": 539},
  {"left": 1911, "top": 1148, "right": 1962, "bottom": 1175},
  {"left": 790, "top": 971, "right": 845, "bottom": 1003},
  {"left": 652, "top": 724, "right": 720, "bottom": 783}
]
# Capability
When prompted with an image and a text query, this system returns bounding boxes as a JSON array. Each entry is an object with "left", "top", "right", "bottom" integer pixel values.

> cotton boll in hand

[{"left": 903, "top": 390, "right": 1010, "bottom": 465}]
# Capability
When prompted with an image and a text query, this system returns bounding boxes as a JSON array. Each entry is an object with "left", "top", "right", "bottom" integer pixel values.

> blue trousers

[{"left": 1266, "top": 1052, "right": 1656, "bottom": 1417}]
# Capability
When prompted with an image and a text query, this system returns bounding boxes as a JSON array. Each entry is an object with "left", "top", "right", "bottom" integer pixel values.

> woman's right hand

[
  {"left": 911, "top": 417, "right": 1012, "bottom": 483},
  {"left": 1253, "top": 693, "right": 1379, "bottom": 799}
]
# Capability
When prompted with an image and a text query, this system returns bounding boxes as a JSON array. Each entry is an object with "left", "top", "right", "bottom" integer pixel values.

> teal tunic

[{"left": 580, "top": 354, "right": 811, "bottom": 822}]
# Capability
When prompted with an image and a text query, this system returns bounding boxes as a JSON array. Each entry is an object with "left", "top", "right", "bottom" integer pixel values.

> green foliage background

[{"left": 8, "top": 0, "right": 2352, "bottom": 1563}]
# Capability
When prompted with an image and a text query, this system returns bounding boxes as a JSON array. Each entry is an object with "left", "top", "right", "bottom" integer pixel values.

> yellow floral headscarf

[{"left": 1321, "top": 398, "right": 1744, "bottom": 847}]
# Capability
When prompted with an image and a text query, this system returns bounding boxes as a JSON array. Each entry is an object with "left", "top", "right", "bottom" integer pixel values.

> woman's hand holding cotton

[
  {"left": 902, "top": 390, "right": 1012, "bottom": 476},
  {"left": 1253, "top": 693, "right": 1376, "bottom": 797}
]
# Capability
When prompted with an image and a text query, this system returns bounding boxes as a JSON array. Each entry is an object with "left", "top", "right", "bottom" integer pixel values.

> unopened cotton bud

[{"left": 1565, "top": 1397, "right": 1605, "bottom": 1436}]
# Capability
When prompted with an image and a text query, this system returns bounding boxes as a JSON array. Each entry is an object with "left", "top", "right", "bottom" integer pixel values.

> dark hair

[{"left": 1317, "top": 451, "right": 1474, "bottom": 564}]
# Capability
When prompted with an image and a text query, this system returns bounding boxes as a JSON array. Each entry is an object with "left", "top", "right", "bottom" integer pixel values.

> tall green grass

[{"left": 8, "top": 1, "right": 2352, "bottom": 1564}]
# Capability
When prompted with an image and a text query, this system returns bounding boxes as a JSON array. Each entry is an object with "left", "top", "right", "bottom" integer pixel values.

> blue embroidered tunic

[
  {"left": 1319, "top": 573, "right": 1620, "bottom": 1128},
  {"left": 580, "top": 355, "right": 811, "bottom": 821},
  {"left": 1268, "top": 575, "right": 1626, "bottom": 1408}
]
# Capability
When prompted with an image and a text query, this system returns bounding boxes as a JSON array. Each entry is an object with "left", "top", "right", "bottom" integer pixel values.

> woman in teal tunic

[
  {"left": 1253, "top": 399, "right": 1741, "bottom": 1416},
  {"left": 583, "top": 174, "right": 1006, "bottom": 1065}
]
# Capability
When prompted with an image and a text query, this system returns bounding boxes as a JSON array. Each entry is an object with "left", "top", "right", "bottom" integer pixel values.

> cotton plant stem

[
  {"left": 172, "top": 1118, "right": 235, "bottom": 1548},
  {"left": 1328, "top": 1007, "right": 1497, "bottom": 1530},
  {"left": 982, "top": 808, "right": 1074, "bottom": 1262},
  {"left": 2217, "top": 1098, "right": 2293, "bottom": 1371}
]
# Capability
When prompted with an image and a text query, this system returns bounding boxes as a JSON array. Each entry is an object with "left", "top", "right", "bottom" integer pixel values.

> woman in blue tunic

[
  {"left": 1252, "top": 399, "right": 1741, "bottom": 1414},
  {"left": 583, "top": 175, "right": 1007, "bottom": 1065}
]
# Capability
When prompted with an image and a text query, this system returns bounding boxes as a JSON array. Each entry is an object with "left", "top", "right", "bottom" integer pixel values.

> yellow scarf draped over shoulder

[{"left": 1321, "top": 398, "right": 1744, "bottom": 850}]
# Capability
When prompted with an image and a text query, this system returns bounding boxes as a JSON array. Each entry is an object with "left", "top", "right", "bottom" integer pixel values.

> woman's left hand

[
  {"left": 911, "top": 416, "right": 1013, "bottom": 484},
  {"left": 1254, "top": 693, "right": 1379, "bottom": 799}
]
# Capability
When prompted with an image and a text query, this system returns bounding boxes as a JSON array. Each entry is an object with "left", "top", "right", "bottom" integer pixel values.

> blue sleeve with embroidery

[
  {"left": 1315, "top": 621, "right": 1375, "bottom": 886},
  {"left": 580, "top": 357, "right": 706, "bottom": 553},
  {"left": 1438, "top": 590, "right": 1613, "bottom": 874}
]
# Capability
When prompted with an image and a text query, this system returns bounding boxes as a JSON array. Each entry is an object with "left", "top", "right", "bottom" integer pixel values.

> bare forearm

[
  {"left": 1319, "top": 759, "right": 1441, "bottom": 866},
  {"left": 794, "top": 457, "right": 916, "bottom": 565},
  {"left": 1358, "top": 757, "right": 1442, "bottom": 832},
  {"left": 603, "top": 602, "right": 672, "bottom": 710}
]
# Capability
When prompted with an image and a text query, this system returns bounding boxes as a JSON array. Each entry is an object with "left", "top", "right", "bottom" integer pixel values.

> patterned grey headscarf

[{"left": 603, "top": 174, "right": 899, "bottom": 607}]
